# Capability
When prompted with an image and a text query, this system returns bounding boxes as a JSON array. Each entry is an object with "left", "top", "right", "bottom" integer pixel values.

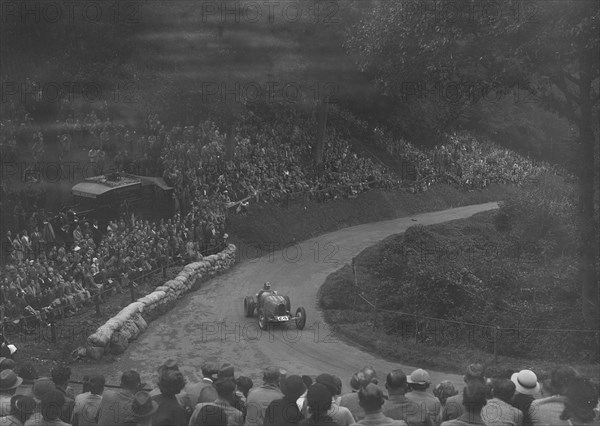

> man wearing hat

[
  {"left": 4, "top": 394, "right": 36, "bottom": 425},
  {"left": 245, "top": 367, "right": 284, "bottom": 426},
  {"left": 184, "top": 361, "right": 218, "bottom": 405},
  {"left": 264, "top": 375, "right": 306, "bottom": 426},
  {"left": 71, "top": 374, "right": 105, "bottom": 426},
  {"left": 197, "top": 363, "right": 246, "bottom": 418},
  {"left": 383, "top": 369, "right": 433, "bottom": 426},
  {"left": 442, "top": 364, "right": 485, "bottom": 422},
  {"left": 298, "top": 383, "right": 338, "bottom": 426},
  {"left": 510, "top": 369, "right": 540, "bottom": 426},
  {"left": 25, "top": 389, "right": 71, "bottom": 426},
  {"left": 97, "top": 370, "right": 143, "bottom": 426},
  {"left": 190, "top": 378, "right": 244, "bottom": 426},
  {"left": 132, "top": 391, "right": 158, "bottom": 426},
  {"left": 340, "top": 366, "right": 379, "bottom": 422},
  {"left": 406, "top": 369, "right": 441, "bottom": 426},
  {"left": 309, "top": 374, "right": 354, "bottom": 425},
  {"left": 1, "top": 370, "right": 23, "bottom": 416},
  {"left": 350, "top": 383, "right": 407, "bottom": 425}
]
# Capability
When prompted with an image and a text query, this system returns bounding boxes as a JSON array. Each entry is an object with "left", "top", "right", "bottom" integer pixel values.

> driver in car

[{"left": 257, "top": 282, "right": 272, "bottom": 301}]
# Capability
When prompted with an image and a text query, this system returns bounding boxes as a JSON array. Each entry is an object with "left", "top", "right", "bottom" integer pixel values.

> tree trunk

[
  {"left": 577, "top": 53, "right": 599, "bottom": 335},
  {"left": 314, "top": 99, "right": 328, "bottom": 168}
]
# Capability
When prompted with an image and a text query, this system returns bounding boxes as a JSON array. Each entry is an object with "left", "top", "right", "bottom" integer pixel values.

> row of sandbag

[{"left": 86, "top": 244, "right": 237, "bottom": 359}]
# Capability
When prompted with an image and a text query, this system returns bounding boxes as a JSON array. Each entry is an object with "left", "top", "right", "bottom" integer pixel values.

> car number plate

[{"left": 276, "top": 316, "right": 289, "bottom": 321}]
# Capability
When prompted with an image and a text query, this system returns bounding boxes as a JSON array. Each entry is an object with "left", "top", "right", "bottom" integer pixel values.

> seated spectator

[
  {"left": 298, "top": 383, "right": 337, "bottom": 426},
  {"left": 382, "top": 369, "right": 433, "bottom": 426},
  {"left": 194, "top": 404, "right": 227, "bottom": 426},
  {"left": 71, "top": 374, "right": 104, "bottom": 426},
  {"left": 25, "top": 389, "right": 69, "bottom": 426},
  {"left": 340, "top": 367, "right": 378, "bottom": 421},
  {"left": 1, "top": 370, "right": 23, "bottom": 416},
  {"left": 559, "top": 377, "right": 599, "bottom": 426},
  {"left": 0, "top": 394, "right": 36, "bottom": 426},
  {"left": 529, "top": 366, "right": 577, "bottom": 426},
  {"left": 350, "top": 383, "right": 407, "bottom": 426},
  {"left": 406, "top": 369, "right": 442, "bottom": 426},
  {"left": 189, "top": 378, "right": 243, "bottom": 426},
  {"left": 441, "top": 382, "right": 488, "bottom": 426},
  {"left": 264, "top": 375, "right": 306, "bottom": 426},
  {"left": 481, "top": 379, "right": 523, "bottom": 426},
  {"left": 50, "top": 365, "right": 75, "bottom": 423},
  {"left": 442, "top": 364, "right": 485, "bottom": 422},
  {"left": 185, "top": 362, "right": 218, "bottom": 405},
  {"left": 245, "top": 366, "right": 283, "bottom": 426},
  {"left": 510, "top": 370, "right": 540, "bottom": 426},
  {"left": 132, "top": 391, "right": 158, "bottom": 426},
  {"left": 152, "top": 370, "right": 188, "bottom": 426},
  {"left": 97, "top": 370, "right": 143, "bottom": 426},
  {"left": 434, "top": 382, "right": 459, "bottom": 408}
]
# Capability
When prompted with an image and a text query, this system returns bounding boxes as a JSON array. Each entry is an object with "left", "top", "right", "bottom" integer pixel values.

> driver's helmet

[{"left": 263, "top": 282, "right": 271, "bottom": 290}]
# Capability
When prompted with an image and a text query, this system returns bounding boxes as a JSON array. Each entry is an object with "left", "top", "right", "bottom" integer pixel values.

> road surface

[{"left": 75, "top": 202, "right": 499, "bottom": 391}]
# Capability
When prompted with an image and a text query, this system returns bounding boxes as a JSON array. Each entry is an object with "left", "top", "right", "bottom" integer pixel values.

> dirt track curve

[{"left": 75, "top": 202, "right": 499, "bottom": 391}]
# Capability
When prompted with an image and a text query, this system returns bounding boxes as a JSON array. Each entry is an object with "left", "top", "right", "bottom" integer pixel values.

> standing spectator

[
  {"left": 151, "top": 370, "right": 189, "bottom": 426},
  {"left": 189, "top": 379, "right": 243, "bottom": 426},
  {"left": 97, "top": 370, "right": 143, "bottom": 426},
  {"left": 149, "top": 360, "right": 193, "bottom": 414},
  {"left": 296, "top": 376, "right": 312, "bottom": 412},
  {"left": 559, "top": 377, "right": 599, "bottom": 426},
  {"left": 440, "top": 382, "right": 488, "bottom": 426},
  {"left": 15, "top": 364, "right": 38, "bottom": 398},
  {"left": 264, "top": 375, "right": 305, "bottom": 426},
  {"left": 298, "top": 384, "right": 337, "bottom": 426},
  {"left": 406, "top": 369, "right": 441, "bottom": 426},
  {"left": 433, "top": 382, "right": 459, "bottom": 409},
  {"left": 25, "top": 389, "right": 70, "bottom": 426},
  {"left": 350, "top": 383, "right": 407, "bottom": 426},
  {"left": 198, "top": 363, "right": 245, "bottom": 419},
  {"left": 481, "top": 379, "right": 523, "bottom": 426},
  {"left": 510, "top": 370, "right": 540, "bottom": 426},
  {"left": 185, "top": 362, "right": 218, "bottom": 405},
  {"left": 71, "top": 374, "right": 104, "bottom": 426},
  {"left": 1, "top": 370, "right": 23, "bottom": 416},
  {"left": 194, "top": 405, "right": 227, "bottom": 426},
  {"left": 244, "top": 367, "right": 283, "bottom": 426},
  {"left": 132, "top": 391, "right": 158, "bottom": 426},
  {"left": 50, "top": 365, "right": 75, "bottom": 424},
  {"left": 340, "top": 367, "right": 378, "bottom": 422},
  {"left": 0, "top": 395, "right": 36, "bottom": 426},
  {"left": 442, "top": 364, "right": 485, "bottom": 422},
  {"left": 311, "top": 374, "right": 354, "bottom": 425},
  {"left": 235, "top": 377, "right": 254, "bottom": 406},
  {"left": 382, "top": 369, "right": 433, "bottom": 426},
  {"left": 529, "top": 366, "right": 577, "bottom": 426}
]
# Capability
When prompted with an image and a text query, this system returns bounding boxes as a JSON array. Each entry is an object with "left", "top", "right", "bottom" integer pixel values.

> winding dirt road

[{"left": 76, "top": 202, "right": 499, "bottom": 391}]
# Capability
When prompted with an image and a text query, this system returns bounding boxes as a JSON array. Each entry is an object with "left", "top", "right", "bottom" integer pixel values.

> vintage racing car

[{"left": 244, "top": 284, "right": 307, "bottom": 330}]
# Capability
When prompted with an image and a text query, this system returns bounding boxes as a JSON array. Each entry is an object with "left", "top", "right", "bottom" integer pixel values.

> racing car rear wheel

[
  {"left": 244, "top": 296, "right": 255, "bottom": 317},
  {"left": 258, "top": 311, "right": 267, "bottom": 330},
  {"left": 295, "top": 307, "right": 306, "bottom": 330},
  {"left": 284, "top": 296, "right": 291, "bottom": 312}
]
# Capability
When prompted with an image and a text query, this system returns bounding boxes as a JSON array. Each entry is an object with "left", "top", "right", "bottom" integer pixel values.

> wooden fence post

[
  {"left": 494, "top": 326, "right": 500, "bottom": 365},
  {"left": 414, "top": 313, "right": 419, "bottom": 344}
]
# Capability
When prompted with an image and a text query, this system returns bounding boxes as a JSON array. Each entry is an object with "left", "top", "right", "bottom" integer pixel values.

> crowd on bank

[{"left": 0, "top": 354, "right": 598, "bottom": 426}]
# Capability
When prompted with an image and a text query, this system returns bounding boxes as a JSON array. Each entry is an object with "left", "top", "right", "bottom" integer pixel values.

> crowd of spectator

[
  {"left": 1, "top": 206, "right": 227, "bottom": 327},
  {"left": 0, "top": 355, "right": 598, "bottom": 426}
]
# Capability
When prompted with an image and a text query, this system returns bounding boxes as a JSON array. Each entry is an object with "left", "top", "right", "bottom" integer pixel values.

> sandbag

[
  {"left": 86, "top": 345, "right": 105, "bottom": 360},
  {"left": 132, "top": 314, "right": 147, "bottom": 332}
]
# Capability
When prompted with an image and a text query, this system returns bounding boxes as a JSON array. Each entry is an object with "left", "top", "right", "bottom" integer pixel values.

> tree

[{"left": 346, "top": 0, "right": 599, "bottom": 330}]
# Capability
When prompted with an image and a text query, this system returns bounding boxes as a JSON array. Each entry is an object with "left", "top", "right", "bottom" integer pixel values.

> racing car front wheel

[
  {"left": 258, "top": 311, "right": 267, "bottom": 330},
  {"left": 295, "top": 307, "right": 306, "bottom": 330}
]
